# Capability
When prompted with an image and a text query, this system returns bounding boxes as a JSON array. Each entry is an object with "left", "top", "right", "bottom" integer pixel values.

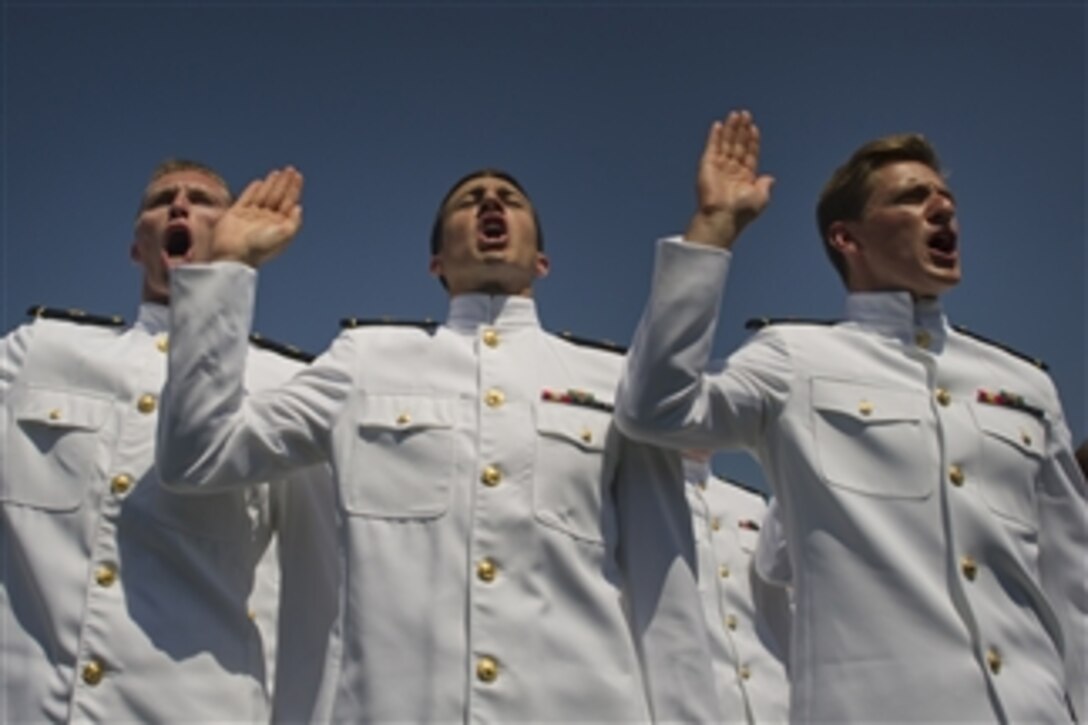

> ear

[
  {"left": 130, "top": 239, "right": 141, "bottom": 263},
  {"left": 827, "top": 221, "right": 859, "bottom": 257},
  {"left": 534, "top": 252, "right": 551, "bottom": 280},
  {"left": 428, "top": 255, "right": 443, "bottom": 279}
]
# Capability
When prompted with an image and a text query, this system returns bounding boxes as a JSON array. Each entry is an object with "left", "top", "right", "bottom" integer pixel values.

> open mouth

[
  {"left": 163, "top": 226, "right": 194, "bottom": 266},
  {"left": 477, "top": 212, "right": 509, "bottom": 250},
  {"left": 166, "top": 227, "right": 192, "bottom": 257},
  {"left": 927, "top": 229, "right": 958, "bottom": 268}
]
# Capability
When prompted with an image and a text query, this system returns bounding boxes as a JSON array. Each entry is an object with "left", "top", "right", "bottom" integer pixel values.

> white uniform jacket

[
  {"left": 616, "top": 238, "right": 1088, "bottom": 723},
  {"left": 0, "top": 303, "right": 336, "bottom": 723},
  {"left": 156, "top": 262, "right": 722, "bottom": 723},
  {"left": 684, "top": 460, "right": 790, "bottom": 724}
]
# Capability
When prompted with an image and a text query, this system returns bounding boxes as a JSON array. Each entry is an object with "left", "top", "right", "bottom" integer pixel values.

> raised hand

[
  {"left": 212, "top": 166, "right": 304, "bottom": 267},
  {"left": 685, "top": 110, "right": 774, "bottom": 250}
]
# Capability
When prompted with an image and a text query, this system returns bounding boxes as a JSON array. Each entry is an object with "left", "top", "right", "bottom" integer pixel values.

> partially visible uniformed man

[
  {"left": 155, "top": 166, "right": 723, "bottom": 721},
  {"left": 682, "top": 451, "right": 790, "bottom": 723},
  {"left": 616, "top": 110, "right": 1087, "bottom": 722},
  {"left": 0, "top": 160, "right": 338, "bottom": 723}
]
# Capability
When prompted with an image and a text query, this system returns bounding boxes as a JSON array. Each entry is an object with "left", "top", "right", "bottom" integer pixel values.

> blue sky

[{"left": 3, "top": 1, "right": 1084, "bottom": 490}]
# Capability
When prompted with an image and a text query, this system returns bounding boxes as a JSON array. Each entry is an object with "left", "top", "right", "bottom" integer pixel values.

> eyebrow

[
  {"left": 894, "top": 180, "right": 956, "bottom": 204},
  {"left": 140, "top": 184, "right": 226, "bottom": 208}
]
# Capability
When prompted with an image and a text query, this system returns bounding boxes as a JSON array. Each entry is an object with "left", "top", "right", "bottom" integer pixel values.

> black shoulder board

[
  {"left": 953, "top": 325, "right": 1047, "bottom": 371},
  {"left": 249, "top": 332, "right": 316, "bottom": 364},
  {"left": 559, "top": 331, "right": 627, "bottom": 354},
  {"left": 27, "top": 305, "right": 125, "bottom": 327},
  {"left": 340, "top": 316, "right": 439, "bottom": 331},
  {"left": 745, "top": 317, "right": 837, "bottom": 331},
  {"left": 718, "top": 475, "right": 769, "bottom": 501}
]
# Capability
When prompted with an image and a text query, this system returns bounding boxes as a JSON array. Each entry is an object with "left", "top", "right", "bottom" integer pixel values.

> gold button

[
  {"left": 986, "top": 647, "right": 1002, "bottom": 674},
  {"left": 580, "top": 428, "right": 593, "bottom": 444},
  {"left": 476, "top": 558, "right": 497, "bottom": 583},
  {"left": 247, "top": 608, "right": 257, "bottom": 621},
  {"left": 82, "top": 659, "right": 104, "bottom": 686},
  {"left": 476, "top": 656, "right": 499, "bottom": 683},
  {"left": 395, "top": 412, "right": 411, "bottom": 426},
  {"left": 710, "top": 516, "right": 722, "bottom": 532},
  {"left": 480, "top": 465, "right": 502, "bottom": 487},
  {"left": 110, "top": 473, "right": 134, "bottom": 495},
  {"left": 137, "top": 394, "right": 157, "bottom": 414},
  {"left": 156, "top": 335, "right": 169, "bottom": 353},
  {"left": 48, "top": 408, "right": 62, "bottom": 421},
  {"left": 738, "top": 665, "right": 751, "bottom": 680},
  {"left": 95, "top": 564, "right": 117, "bottom": 587},
  {"left": 949, "top": 465, "right": 965, "bottom": 486},
  {"left": 914, "top": 330, "right": 932, "bottom": 349},
  {"left": 1020, "top": 431, "right": 1032, "bottom": 446},
  {"left": 484, "top": 389, "right": 505, "bottom": 408},
  {"left": 936, "top": 388, "right": 952, "bottom": 406},
  {"left": 858, "top": 400, "right": 874, "bottom": 416},
  {"left": 482, "top": 329, "right": 500, "bottom": 348},
  {"left": 725, "top": 614, "right": 738, "bottom": 630},
  {"left": 961, "top": 555, "right": 978, "bottom": 581},
  {"left": 718, "top": 564, "right": 731, "bottom": 579}
]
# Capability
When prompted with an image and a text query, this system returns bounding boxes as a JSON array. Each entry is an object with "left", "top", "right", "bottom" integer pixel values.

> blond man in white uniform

[{"left": 0, "top": 160, "right": 336, "bottom": 723}]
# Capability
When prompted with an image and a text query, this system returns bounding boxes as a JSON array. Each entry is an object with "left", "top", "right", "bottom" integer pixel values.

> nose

[
  {"left": 478, "top": 192, "right": 503, "bottom": 215},
  {"left": 168, "top": 189, "right": 191, "bottom": 219},
  {"left": 928, "top": 194, "right": 955, "bottom": 225}
]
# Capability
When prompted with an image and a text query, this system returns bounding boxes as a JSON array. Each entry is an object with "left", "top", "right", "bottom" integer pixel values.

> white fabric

[
  {"left": 616, "top": 238, "right": 1087, "bottom": 723},
  {"left": 684, "top": 459, "right": 790, "bottom": 724},
  {"left": 0, "top": 303, "right": 336, "bottom": 722},
  {"left": 156, "top": 262, "right": 722, "bottom": 722}
]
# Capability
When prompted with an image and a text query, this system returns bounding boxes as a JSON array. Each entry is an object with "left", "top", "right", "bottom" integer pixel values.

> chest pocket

[
  {"left": 341, "top": 394, "right": 456, "bottom": 519},
  {"left": 736, "top": 524, "right": 760, "bottom": 554},
  {"left": 972, "top": 403, "right": 1044, "bottom": 529},
  {"left": 3, "top": 385, "right": 112, "bottom": 511},
  {"left": 811, "top": 379, "right": 934, "bottom": 499},
  {"left": 533, "top": 403, "right": 614, "bottom": 545}
]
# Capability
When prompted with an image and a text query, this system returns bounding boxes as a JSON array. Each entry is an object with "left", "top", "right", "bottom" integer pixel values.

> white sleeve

[
  {"left": 615, "top": 237, "right": 792, "bottom": 453},
  {"left": 156, "top": 263, "right": 354, "bottom": 490},
  {"left": 1035, "top": 391, "right": 1088, "bottom": 719}
]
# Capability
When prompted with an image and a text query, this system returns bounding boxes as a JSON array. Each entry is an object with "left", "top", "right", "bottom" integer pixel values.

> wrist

[{"left": 685, "top": 212, "right": 737, "bottom": 250}]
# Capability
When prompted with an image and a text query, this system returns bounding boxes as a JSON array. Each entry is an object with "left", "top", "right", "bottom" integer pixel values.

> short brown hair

[
  {"left": 138, "top": 158, "right": 231, "bottom": 215},
  {"left": 816, "top": 134, "right": 941, "bottom": 285}
]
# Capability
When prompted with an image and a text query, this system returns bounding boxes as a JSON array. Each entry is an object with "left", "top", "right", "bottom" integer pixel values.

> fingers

[
  {"left": 701, "top": 121, "right": 724, "bottom": 167},
  {"left": 721, "top": 109, "right": 755, "bottom": 166},
  {"left": 242, "top": 166, "right": 302, "bottom": 212}
]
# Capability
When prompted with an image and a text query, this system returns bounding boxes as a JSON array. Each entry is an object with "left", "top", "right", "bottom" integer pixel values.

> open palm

[
  {"left": 688, "top": 110, "right": 773, "bottom": 248},
  {"left": 212, "top": 167, "right": 304, "bottom": 267}
]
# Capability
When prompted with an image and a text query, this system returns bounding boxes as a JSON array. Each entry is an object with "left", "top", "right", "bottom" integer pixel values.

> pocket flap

[
  {"left": 355, "top": 394, "right": 455, "bottom": 432},
  {"left": 974, "top": 404, "right": 1045, "bottom": 458},
  {"left": 14, "top": 385, "right": 111, "bottom": 431},
  {"left": 812, "top": 379, "right": 924, "bottom": 423},
  {"left": 536, "top": 403, "right": 609, "bottom": 452}
]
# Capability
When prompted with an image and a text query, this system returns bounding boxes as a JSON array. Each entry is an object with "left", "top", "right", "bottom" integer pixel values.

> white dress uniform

[
  {"left": 684, "top": 459, "right": 790, "bottom": 724},
  {"left": 0, "top": 303, "right": 336, "bottom": 723},
  {"left": 616, "top": 238, "right": 1088, "bottom": 723},
  {"left": 155, "top": 262, "right": 723, "bottom": 723}
]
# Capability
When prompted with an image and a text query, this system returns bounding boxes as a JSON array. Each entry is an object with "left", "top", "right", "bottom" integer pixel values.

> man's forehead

[
  {"left": 144, "top": 170, "right": 229, "bottom": 198},
  {"left": 873, "top": 160, "right": 948, "bottom": 190},
  {"left": 449, "top": 175, "right": 525, "bottom": 199}
]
